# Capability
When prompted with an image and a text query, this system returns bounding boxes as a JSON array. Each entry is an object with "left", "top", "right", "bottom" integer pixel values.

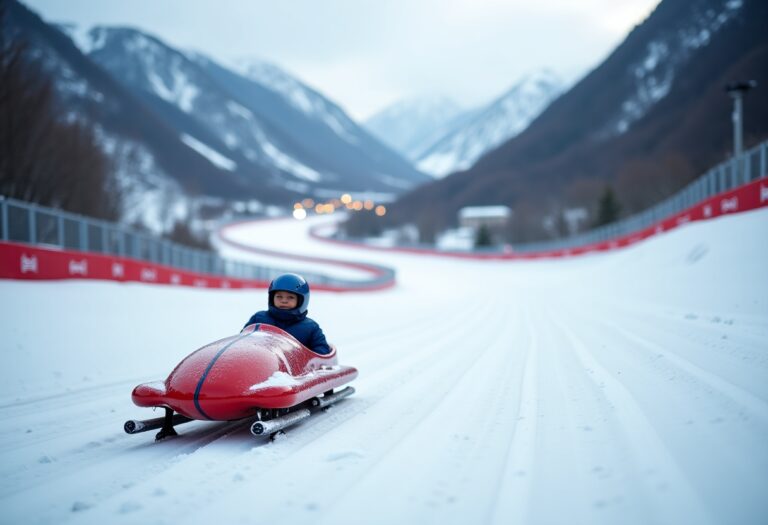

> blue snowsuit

[{"left": 244, "top": 306, "right": 331, "bottom": 355}]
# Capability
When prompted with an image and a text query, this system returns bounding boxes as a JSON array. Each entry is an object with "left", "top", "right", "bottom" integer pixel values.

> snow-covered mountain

[
  {"left": 5, "top": 3, "right": 253, "bottom": 233},
  {"left": 415, "top": 70, "right": 565, "bottom": 177},
  {"left": 5, "top": 1, "right": 429, "bottom": 232},
  {"left": 364, "top": 96, "right": 468, "bottom": 162},
  {"left": 80, "top": 27, "right": 428, "bottom": 196}
]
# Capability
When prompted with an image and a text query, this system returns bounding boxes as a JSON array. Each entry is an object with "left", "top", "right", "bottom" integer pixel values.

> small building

[
  {"left": 456, "top": 205, "right": 512, "bottom": 247},
  {"left": 458, "top": 206, "right": 512, "bottom": 230}
]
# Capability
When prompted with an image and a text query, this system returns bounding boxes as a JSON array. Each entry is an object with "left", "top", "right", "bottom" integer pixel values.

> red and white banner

[
  {"left": 0, "top": 242, "right": 395, "bottom": 291},
  {"left": 0, "top": 242, "right": 270, "bottom": 289}
]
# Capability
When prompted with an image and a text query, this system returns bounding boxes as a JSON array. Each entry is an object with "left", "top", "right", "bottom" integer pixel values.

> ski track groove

[
  {"left": 277, "top": 298, "right": 522, "bottom": 524},
  {"left": 486, "top": 305, "right": 538, "bottom": 525},
  {"left": 549, "top": 302, "right": 768, "bottom": 524},
  {"left": 547, "top": 311, "right": 717, "bottom": 525},
  {"left": 559, "top": 300, "right": 768, "bottom": 420},
  {"left": 526, "top": 303, "right": 629, "bottom": 524}
]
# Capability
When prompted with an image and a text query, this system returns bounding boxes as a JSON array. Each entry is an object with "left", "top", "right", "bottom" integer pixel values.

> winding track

[{"left": 1, "top": 212, "right": 766, "bottom": 525}]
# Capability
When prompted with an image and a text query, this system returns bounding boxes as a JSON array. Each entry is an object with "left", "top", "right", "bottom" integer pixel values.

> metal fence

[
  {"left": 0, "top": 197, "right": 394, "bottom": 289},
  {"left": 512, "top": 140, "right": 768, "bottom": 253}
]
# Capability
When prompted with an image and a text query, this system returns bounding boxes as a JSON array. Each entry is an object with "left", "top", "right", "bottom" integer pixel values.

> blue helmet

[{"left": 268, "top": 273, "right": 310, "bottom": 314}]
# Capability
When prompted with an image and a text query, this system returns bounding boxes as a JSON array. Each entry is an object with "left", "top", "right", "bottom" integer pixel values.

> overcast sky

[{"left": 23, "top": 0, "right": 660, "bottom": 121}]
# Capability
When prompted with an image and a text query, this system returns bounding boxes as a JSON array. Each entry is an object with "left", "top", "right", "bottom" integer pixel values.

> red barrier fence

[
  {"left": 0, "top": 241, "right": 396, "bottom": 291},
  {"left": 0, "top": 241, "right": 270, "bottom": 288},
  {"left": 548, "top": 177, "right": 768, "bottom": 259},
  {"left": 312, "top": 178, "right": 768, "bottom": 260}
]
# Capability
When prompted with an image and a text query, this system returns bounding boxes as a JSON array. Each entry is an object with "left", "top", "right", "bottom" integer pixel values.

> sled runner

[{"left": 124, "top": 323, "right": 358, "bottom": 440}]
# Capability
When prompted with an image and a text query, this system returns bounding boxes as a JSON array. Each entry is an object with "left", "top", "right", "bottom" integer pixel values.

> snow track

[{"left": 1, "top": 210, "right": 767, "bottom": 524}]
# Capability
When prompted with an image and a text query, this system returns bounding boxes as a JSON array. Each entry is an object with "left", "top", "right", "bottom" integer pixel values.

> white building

[{"left": 458, "top": 206, "right": 512, "bottom": 230}]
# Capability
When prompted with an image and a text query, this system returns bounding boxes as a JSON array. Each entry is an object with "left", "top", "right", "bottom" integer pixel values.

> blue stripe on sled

[{"left": 194, "top": 324, "right": 259, "bottom": 420}]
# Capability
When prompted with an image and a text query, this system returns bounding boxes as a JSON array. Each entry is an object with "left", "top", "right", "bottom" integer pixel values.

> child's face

[{"left": 273, "top": 291, "right": 299, "bottom": 310}]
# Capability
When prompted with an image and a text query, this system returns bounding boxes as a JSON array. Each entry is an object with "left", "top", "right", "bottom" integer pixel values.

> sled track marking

[
  {"left": 345, "top": 295, "right": 497, "bottom": 387},
  {"left": 306, "top": 300, "right": 537, "bottom": 522},
  {"left": 486, "top": 306, "right": 538, "bottom": 525},
  {"left": 548, "top": 314, "right": 717, "bottom": 525},
  {"left": 560, "top": 302, "right": 768, "bottom": 424},
  {"left": 0, "top": 377, "right": 150, "bottom": 411},
  {"left": 0, "top": 416, "right": 255, "bottom": 522},
  {"left": 340, "top": 291, "right": 495, "bottom": 372},
  {"left": 610, "top": 322, "right": 768, "bottom": 423}
]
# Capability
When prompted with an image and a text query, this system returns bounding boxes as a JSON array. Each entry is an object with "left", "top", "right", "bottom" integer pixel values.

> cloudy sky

[{"left": 23, "top": 0, "right": 660, "bottom": 121}]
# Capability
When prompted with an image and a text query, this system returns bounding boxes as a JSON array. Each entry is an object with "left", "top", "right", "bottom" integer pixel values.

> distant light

[
  {"left": 302, "top": 198, "right": 315, "bottom": 208},
  {"left": 324, "top": 203, "right": 335, "bottom": 214},
  {"left": 292, "top": 208, "right": 307, "bottom": 220},
  {"left": 315, "top": 203, "right": 324, "bottom": 214},
  {"left": 352, "top": 201, "right": 363, "bottom": 211},
  {"left": 364, "top": 200, "right": 374, "bottom": 210},
  {"left": 375, "top": 205, "right": 387, "bottom": 216},
  {"left": 340, "top": 194, "right": 352, "bottom": 204},
  {"left": 293, "top": 202, "right": 304, "bottom": 209}
]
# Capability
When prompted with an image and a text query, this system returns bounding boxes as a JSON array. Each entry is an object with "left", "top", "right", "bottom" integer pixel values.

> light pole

[{"left": 725, "top": 80, "right": 757, "bottom": 181}]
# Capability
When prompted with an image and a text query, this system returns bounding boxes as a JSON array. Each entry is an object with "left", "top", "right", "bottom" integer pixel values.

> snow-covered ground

[{"left": 1, "top": 209, "right": 767, "bottom": 525}]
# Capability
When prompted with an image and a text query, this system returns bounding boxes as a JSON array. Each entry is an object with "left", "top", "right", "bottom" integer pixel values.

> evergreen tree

[
  {"left": 475, "top": 224, "right": 493, "bottom": 248},
  {"left": 594, "top": 187, "right": 621, "bottom": 227}
]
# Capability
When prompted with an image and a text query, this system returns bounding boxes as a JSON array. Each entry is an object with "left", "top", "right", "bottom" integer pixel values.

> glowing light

[
  {"left": 364, "top": 200, "right": 374, "bottom": 210},
  {"left": 315, "top": 203, "right": 324, "bottom": 214},
  {"left": 293, "top": 202, "right": 303, "bottom": 209},
  {"left": 292, "top": 208, "right": 307, "bottom": 220},
  {"left": 302, "top": 198, "right": 315, "bottom": 208},
  {"left": 340, "top": 194, "right": 352, "bottom": 204},
  {"left": 375, "top": 205, "right": 387, "bottom": 216},
  {"left": 352, "top": 201, "right": 363, "bottom": 211}
]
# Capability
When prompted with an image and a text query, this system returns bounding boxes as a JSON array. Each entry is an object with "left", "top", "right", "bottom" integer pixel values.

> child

[{"left": 243, "top": 273, "right": 331, "bottom": 355}]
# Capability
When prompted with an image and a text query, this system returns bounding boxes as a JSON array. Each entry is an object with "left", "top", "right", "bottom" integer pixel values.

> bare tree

[{"left": 0, "top": 1, "right": 120, "bottom": 220}]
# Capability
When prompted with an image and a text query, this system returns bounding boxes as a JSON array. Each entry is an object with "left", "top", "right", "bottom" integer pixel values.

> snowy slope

[{"left": 1, "top": 208, "right": 767, "bottom": 525}]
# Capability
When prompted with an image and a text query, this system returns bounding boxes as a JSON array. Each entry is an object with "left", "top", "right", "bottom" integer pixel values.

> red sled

[{"left": 124, "top": 323, "right": 358, "bottom": 440}]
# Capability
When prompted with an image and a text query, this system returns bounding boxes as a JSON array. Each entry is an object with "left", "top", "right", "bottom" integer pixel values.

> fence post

[
  {"left": 1, "top": 197, "right": 8, "bottom": 241},
  {"left": 29, "top": 205, "right": 37, "bottom": 244},
  {"left": 79, "top": 220, "right": 87, "bottom": 251},
  {"left": 57, "top": 214, "right": 64, "bottom": 247}
]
